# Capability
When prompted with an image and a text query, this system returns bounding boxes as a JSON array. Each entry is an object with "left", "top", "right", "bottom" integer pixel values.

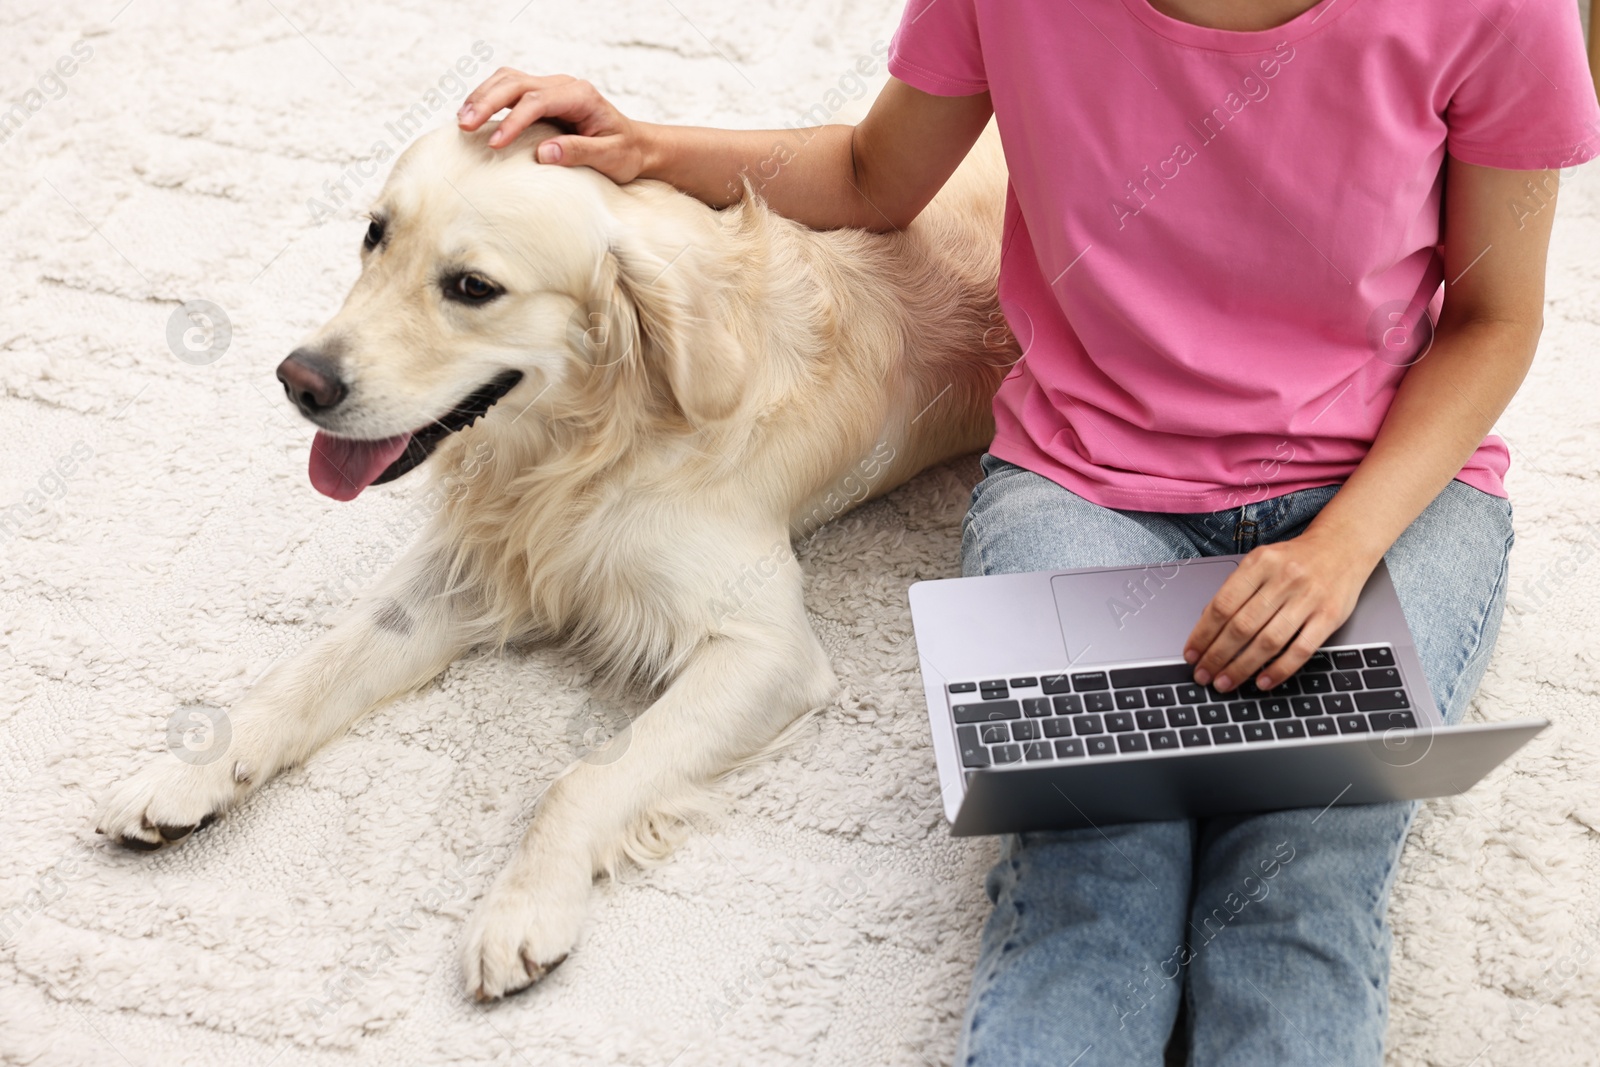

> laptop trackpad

[{"left": 1051, "top": 558, "right": 1238, "bottom": 667}]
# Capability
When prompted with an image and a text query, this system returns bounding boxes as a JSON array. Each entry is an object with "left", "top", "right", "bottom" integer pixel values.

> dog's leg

[
  {"left": 460, "top": 575, "right": 836, "bottom": 999},
  {"left": 95, "top": 540, "right": 486, "bottom": 849}
]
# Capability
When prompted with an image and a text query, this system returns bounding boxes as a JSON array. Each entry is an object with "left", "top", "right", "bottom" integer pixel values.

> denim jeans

[{"left": 954, "top": 453, "right": 1514, "bottom": 1067}]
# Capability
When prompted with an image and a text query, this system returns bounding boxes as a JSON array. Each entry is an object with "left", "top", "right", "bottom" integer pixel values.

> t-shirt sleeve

[
  {"left": 1445, "top": 0, "right": 1600, "bottom": 169},
  {"left": 887, "top": 0, "right": 989, "bottom": 96}
]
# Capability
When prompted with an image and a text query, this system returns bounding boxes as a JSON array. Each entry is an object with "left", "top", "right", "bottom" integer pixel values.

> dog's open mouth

[{"left": 307, "top": 370, "right": 523, "bottom": 501}]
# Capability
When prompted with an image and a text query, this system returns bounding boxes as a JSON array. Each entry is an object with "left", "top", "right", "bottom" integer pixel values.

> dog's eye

[
  {"left": 363, "top": 218, "right": 384, "bottom": 251},
  {"left": 447, "top": 273, "right": 501, "bottom": 305}
]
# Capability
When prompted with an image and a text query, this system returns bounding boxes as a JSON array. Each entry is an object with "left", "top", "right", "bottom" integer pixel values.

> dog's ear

[{"left": 608, "top": 239, "right": 746, "bottom": 426}]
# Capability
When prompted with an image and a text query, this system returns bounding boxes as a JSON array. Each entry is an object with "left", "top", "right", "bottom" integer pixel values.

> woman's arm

[
  {"left": 456, "top": 70, "right": 993, "bottom": 230},
  {"left": 1185, "top": 158, "right": 1558, "bottom": 693}
]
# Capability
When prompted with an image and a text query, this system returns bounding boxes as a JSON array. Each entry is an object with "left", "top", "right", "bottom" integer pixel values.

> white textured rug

[{"left": 2, "top": 2, "right": 1597, "bottom": 1065}]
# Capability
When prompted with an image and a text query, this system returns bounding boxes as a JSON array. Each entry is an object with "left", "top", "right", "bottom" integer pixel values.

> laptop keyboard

[{"left": 948, "top": 644, "right": 1415, "bottom": 770}]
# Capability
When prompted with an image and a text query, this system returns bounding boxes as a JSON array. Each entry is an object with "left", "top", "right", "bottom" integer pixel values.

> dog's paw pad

[{"left": 116, "top": 833, "right": 164, "bottom": 852}]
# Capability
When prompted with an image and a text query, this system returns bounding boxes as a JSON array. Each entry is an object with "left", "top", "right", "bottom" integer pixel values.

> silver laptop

[{"left": 908, "top": 555, "right": 1546, "bottom": 836}]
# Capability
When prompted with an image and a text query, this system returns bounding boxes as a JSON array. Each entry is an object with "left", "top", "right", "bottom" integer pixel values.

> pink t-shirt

[{"left": 889, "top": 0, "right": 1600, "bottom": 512}]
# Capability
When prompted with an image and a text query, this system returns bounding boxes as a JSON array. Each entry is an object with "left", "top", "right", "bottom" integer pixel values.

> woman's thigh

[
  {"left": 956, "top": 455, "right": 1203, "bottom": 1066},
  {"left": 962, "top": 453, "right": 1199, "bottom": 577},
  {"left": 1181, "top": 478, "right": 1515, "bottom": 1066}
]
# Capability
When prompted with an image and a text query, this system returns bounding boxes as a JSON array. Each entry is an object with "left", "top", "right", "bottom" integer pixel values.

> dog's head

[{"left": 278, "top": 121, "right": 745, "bottom": 501}]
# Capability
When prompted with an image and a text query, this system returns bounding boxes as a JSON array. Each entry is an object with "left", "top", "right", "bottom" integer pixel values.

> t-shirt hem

[
  {"left": 1447, "top": 134, "right": 1600, "bottom": 171},
  {"left": 885, "top": 52, "right": 988, "bottom": 97},
  {"left": 988, "top": 435, "right": 1509, "bottom": 514}
]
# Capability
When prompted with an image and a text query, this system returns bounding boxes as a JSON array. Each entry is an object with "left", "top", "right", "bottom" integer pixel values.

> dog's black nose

[{"left": 276, "top": 349, "right": 347, "bottom": 414}]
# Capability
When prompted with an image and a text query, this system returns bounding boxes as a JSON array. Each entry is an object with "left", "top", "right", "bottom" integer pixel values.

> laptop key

[
  {"left": 1332, "top": 650, "right": 1365, "bottom": 671},
  {"left": 1179, "top": 727, "right": 1211, "bottom": 747},
  {"left": 1086, "top": 736, "right": 1117, "bottom": 756},
  {"left": 1024, "top": 741, "right": 1053, "bottom": 761},
  {"left": 1105, "top": 712, "right": 1136, "bottom": 732},
  {"left": 1323, "top": 694, "right": 1354, "bottom": 715},
  {"left": 1336, "top": 715, "right": 1369, "bottom": 733},
  {"left": 957, "top": 726, "right": 989, "bottom": 767},
  {"left": 1260, "top": 697, "right": 1291, "bottom": 719},
  {"left": 1011, "top": 720, "right": 1039, "bottom": 741},
  {"left": 1073, "top": 714, "right": 1105, "bottom": 735},
  {"left": 1300, "top": 673, "right": 1332, "bottom": 693},
  {"left": 1115, "top": 690, "right": 1146, "bottom": 710},
  {"left": 1368, "top": 711, "right": 1418, "bottom": 731},
  {"left": 948, "top": 681, "right": 977, "bottom": 694},
  {"left": 1243, "top": 723, "right": 1274, "bottom": 742},
  {"left": 1198, "top": 704, "right": 1228, "bottom": 726},
  {"left": 1307, "top": 718, "right": 1337, "bottom": 736},
  {"left": 980, "top": 724, "right": 1009, "bottom": 744},
  {"left": 1043, "top": 718, "right": 1074, "bottom": 738},
  {"left": 1331, "top": 671, "right": 1363, "bottom": 692},
  {"left": 1010, "top": 677, "right": 1039, "bottom": 688},
  {"left": 1072, "top": 672, "right": 1110, "bottom": 692},
  {"left": 1053, "top": 694, "right": 1084, "bottom": 715},
  {"left": 1274, "top": 720, "right": 1306, "bottom": 739},
  {"left": 1055, "top": 738, "right": 1086, "bottom": 758},
  {"left": 1362, "top": 646, "right": 1396, "bottom": 668},
  {"left": 1211, "top": 725, "right": 1243, "bottom": 744},
  {"left": 955, "top": 701, "right": 1021, "bottom": 723},
  {"left": 1149, "top": 730, "right": 1180, "bottom": 750},
  {"left": 1176, "top": 684, "right": 1206, "bottom": 704},
  {"left": 1085, "top": 692, "right": 1115, "bottom": 713},
  {"left": 1272, "top": 675, "right": 1302, "bottom": 695},
  {"left": 1042, "top": 674, "right": 1072, "bottom": 694},
  {"left": 1228, "top": 701, "right": 1261, "bottom": 722},
  {"left": 1303, "top": 652, "right": 1333, "bottom": 672},
  {"left": 1292, "top": 696, "right": 1323, "bottom": 717},
  {"left": 980, "top": 688, "right": 1010, "bottom": 700},
  {"left": 1136, "top": 710, "right": 1166, "bottom": 730},
  {"left": 1117, "top": 733, "right": 1149, "bottom": 753},
  {"left": 1167, "top": 707, "right": 1197, "bottom": 727},
  {"left": 1023, "top": 697, "right": 1052, "bottom": 718},
  {"left": 993, "top": 743, "right": 1023, "bottom": 763},
  {"left": 1362, "top": 668, "right": 1402, "bottom": 690},
  {"left": 1108, "top": 663, "right": 1193, "bottom": 688},
  {"left": 1145, "top": 687, "right": 1177, "bottom": 707},
  {"left": 1355, "top": 689, "right": 1409, "bottom": 712}
]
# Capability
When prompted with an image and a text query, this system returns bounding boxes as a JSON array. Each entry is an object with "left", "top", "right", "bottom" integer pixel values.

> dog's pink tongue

[{"left": 308, "top": 432, "right": 412, "bottom": 501}]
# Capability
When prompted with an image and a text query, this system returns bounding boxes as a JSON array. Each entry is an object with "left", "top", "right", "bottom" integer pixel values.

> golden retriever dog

[{"left": 95, "top": 119, "right": 1011, "bottom": 999}]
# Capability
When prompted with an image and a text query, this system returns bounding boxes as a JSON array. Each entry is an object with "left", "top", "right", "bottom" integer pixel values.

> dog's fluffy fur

[{"left": 96, "top": 120, "right": 1012, "bottom": 998}]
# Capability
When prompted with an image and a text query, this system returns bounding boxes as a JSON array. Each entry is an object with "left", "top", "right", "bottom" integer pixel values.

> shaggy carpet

[{"left": 1, "top": 1, "right": 1597, "bottom": 1065}]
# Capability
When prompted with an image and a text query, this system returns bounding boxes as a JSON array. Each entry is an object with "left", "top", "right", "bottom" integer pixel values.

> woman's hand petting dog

[{"left": 457, "top": 69, "right": 650, "bottom": 182}]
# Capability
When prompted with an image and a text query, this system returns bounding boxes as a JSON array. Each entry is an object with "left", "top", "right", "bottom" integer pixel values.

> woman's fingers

[
  {"left": 1210, "top": 599, "right": 1312, "bottom": 692},
  {"left": 1193, "top": 586, "right": 1284, "bottom": 689},
  {"left": 1184, "top": 560, "right": 1268, "bottom": 682},
  {"left": 1256, "top": 618, "right": 1335, "bottom": 690},
  {"left": 457, "top": 70, "right": 575, "bottom": 131},
  {"left": 455, "top": 71, "right": 642, "bottom": 182},
  {"left": 1184, "top": 540, "right": 1367, "bottom": 692}
]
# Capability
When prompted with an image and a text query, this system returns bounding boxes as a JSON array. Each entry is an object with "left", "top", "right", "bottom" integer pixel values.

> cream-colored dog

[{"left": 95, "top": 120, "right": 1011, "bottom": 999}]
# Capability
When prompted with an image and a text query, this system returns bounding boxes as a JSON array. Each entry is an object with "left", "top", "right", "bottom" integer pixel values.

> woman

[{"left": 457, "top": 1, "right": 1598, "bottom": 1061}]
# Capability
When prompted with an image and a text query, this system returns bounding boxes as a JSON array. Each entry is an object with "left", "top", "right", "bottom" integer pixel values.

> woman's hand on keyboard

[{"left": 1182, "top": 536, "right": 1374, "bottom": 694}]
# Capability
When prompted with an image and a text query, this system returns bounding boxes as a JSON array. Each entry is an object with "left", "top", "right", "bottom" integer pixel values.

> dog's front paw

[
  {"left": 94, "top": 755, "right": 250, "bottom": 851},
  {"left": 460, "top": 861, "right": 591, "bottom": 1000}
]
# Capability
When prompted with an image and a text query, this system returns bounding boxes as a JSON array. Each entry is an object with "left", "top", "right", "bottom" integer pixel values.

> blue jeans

[{"left": 955, "top": 454, "right": 1514, "bottom": 1067}]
